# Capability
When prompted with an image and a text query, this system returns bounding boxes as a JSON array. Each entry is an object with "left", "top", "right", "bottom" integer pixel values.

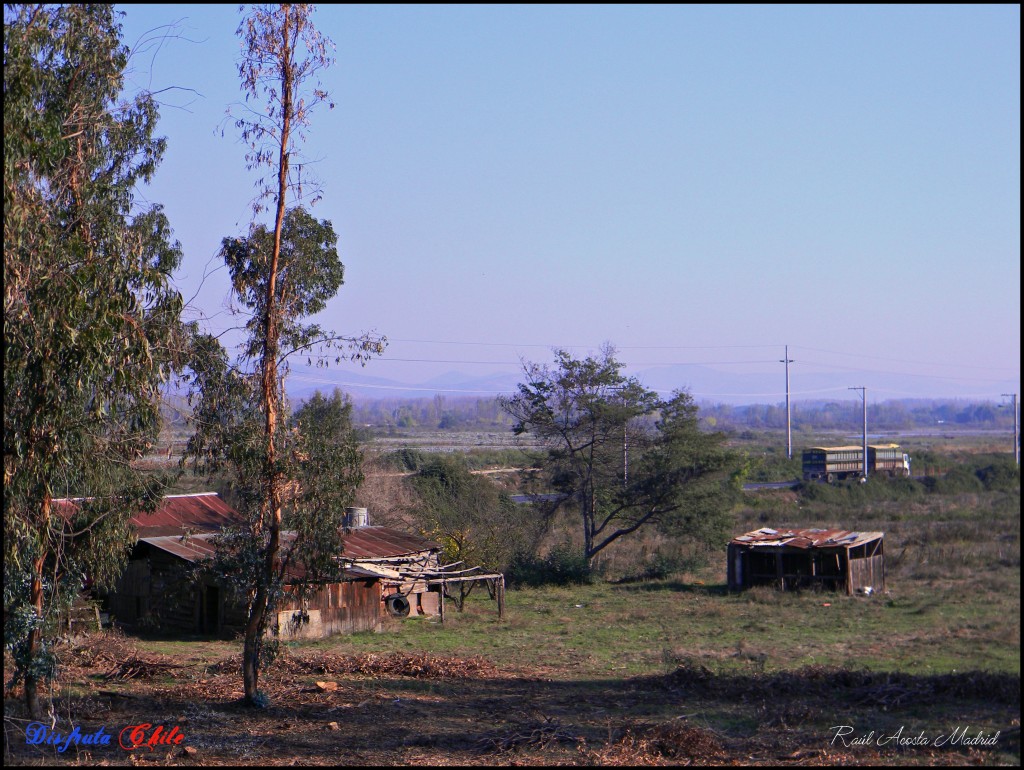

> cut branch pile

[
  {"left": 582, "top": 721, "right": 725, "bottom": 766},
  {"left": 476, "top": 718, "right": 581, "bottom": 754},
  {"left": 58, "top": 630, "right": 139, "bottom": 671},
  {"left": 292, "top": 651, "right": 500, "bottom": 680},
  {"left": 102, "top": 656, "right": 187, "bottom": 681}
]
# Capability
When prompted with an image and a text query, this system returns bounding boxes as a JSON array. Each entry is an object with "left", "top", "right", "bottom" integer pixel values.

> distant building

[{"left": 727, "top": 527, "right": 885, "bottom": 595}]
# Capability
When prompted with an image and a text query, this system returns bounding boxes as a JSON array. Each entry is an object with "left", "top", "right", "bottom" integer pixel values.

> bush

[
  {"left": 929, "top": 466, "right": 984, "bottom": 495},
  {"left": 974, "top": 459, "right": 1020, "bottom": 493},
  {"left": 384, "top": 447, "right": 427, "bottom": 472},
  {"left": 506, "top": 544, "right": 592, "bottom": 588}
]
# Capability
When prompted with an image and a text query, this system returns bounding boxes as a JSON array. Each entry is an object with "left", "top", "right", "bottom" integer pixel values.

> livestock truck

[{"left": 802, "top": 444, "right": 911, "bottom": 482}]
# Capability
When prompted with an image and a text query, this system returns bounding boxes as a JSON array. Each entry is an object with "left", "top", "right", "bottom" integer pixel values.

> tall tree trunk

[
  {"left": 25, "top": 495, "right": 50, "bottom": 719},
  {"left": 25, "top": 555, "right": 45, "bottom": 719},
  {"left": 242, "top": 581, "right": 266, "bottom": 703},
  {"left": 243, "top": 5, "right": 294, "bottom": 707}
]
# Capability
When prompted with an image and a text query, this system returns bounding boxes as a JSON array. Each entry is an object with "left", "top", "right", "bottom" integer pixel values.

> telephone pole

[
  {"left": 780, "top": 346, "right": 794, "bottom": 459},
  {"left": 1002, "top": 393, "right": 1019, "bottom": 465},
  {"left": 849, "top": 387, "right": 867, "bottom": 478}
]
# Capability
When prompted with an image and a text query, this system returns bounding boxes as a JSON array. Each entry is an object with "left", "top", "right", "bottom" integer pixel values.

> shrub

[
  {"left": 929, "top": 466, "right": 984, "bottom": 495},
  {"left": 506, "top": 544, "right": 592, "bottom": 588},
  {"left": 974, "top": 459, "right": 1020, "bottom": 493},
  {"left": 384, "top": 447, "right": 427, "bottom": 472}
]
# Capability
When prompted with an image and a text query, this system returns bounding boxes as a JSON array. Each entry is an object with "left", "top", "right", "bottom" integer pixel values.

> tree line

[{"left": 339, "top": 394, "right": 1017, "bottom": 433}]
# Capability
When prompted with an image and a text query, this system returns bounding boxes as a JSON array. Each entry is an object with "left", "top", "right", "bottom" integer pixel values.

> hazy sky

[{"left": 116, "top": 4, "right": 1019, "bottom": 402}]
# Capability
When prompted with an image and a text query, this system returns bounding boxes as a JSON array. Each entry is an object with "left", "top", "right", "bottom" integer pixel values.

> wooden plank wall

[
  {"left": 278, "top": 579, "right": 381, "bottom": 636},
  {"left": 848, "top": 553, "right": 885, "bottom": 593}
]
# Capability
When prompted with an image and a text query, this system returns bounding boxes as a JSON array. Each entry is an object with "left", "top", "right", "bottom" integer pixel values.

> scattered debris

[
  {"left": 293, "top": 651, "right": 500, "bottom": 680},
  {"left": 477, "top": 718, "right": 581, "bottom": 754},
  {"left": 583, "top": 721, "right": 725, "bottom": 766},
  {"left": 103, "top": 656, "right": 187, "bottom": 681}
]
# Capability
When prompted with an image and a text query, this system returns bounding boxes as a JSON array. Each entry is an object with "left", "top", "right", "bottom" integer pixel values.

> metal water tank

[{"left": 345, "top": 507, "right": 369, "bottom": 528}]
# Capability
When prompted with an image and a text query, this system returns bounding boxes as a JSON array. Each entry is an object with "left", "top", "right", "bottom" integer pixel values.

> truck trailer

[{"left": 802, "top": 444, "right": 911, "bottom": 482}]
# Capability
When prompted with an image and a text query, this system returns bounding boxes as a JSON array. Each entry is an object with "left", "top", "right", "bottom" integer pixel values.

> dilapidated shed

[
  {"left": 727, "top": 527, "right": 885, "bottom": 595},
  {"left": 75, "top": 495, "right": 503, "bottom": 637},
  {"left": 338, "top": 508, "right": 506, "bottom": 622},
  {"left": 111, "top": 532, "right": 384, "bottom": 638}
]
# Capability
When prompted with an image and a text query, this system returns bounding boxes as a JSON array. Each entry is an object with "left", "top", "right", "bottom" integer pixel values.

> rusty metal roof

[
  {"left": 131, "top": 493, "right": 243, "bottom": 535},
  {"left": 730, "top": 527, "right": 884, "bottom": 549},
  {"left": 138, "top": 533, "right": 383, "bottom": 582},
  {"left": 339, "top": 526, "right": 440, "bottom": 559},
  {"left": 53, "top": 492, "right": 244, "bottom": 537}
]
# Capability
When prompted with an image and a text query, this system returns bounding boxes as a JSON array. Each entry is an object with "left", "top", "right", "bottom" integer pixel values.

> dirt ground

[{"left": 4, "top": 632, "right": 1019, "bottom": 766}]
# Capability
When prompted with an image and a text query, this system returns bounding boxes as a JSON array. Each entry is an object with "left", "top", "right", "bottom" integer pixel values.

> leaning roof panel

[{"left": 730, "top": 527, "right": 883, "bottom": 549}]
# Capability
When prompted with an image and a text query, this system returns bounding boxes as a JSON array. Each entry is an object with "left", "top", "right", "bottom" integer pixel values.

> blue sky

[{"left": 116, "top": 4, "right": 1019, "bottom": 403}]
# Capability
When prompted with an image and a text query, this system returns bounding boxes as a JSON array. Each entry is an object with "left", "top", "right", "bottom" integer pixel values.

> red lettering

[
  {"left": 119, "top": 724, "right": 152, "bottom": 751},
  {"left": 117, "top": 723, "right": 186, "bottom": 752}
]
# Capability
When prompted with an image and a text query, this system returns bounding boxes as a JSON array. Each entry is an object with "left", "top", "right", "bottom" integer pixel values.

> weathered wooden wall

[
  {"left": 847, "top": 553, "right": 885, "bottom": 594},
  {"left": 277, "top": 579, "right": 381, "bottom": 637}
]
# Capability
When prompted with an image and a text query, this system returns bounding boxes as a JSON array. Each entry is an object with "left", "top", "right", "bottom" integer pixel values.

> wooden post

[
  {"left": 497, "top": 576, "right": 505, "bottom": 620},
  {"left": 845, "top": 547, "right": 853, "bottom": 595}
]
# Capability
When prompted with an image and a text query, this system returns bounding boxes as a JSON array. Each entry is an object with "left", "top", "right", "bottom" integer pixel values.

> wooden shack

[
  {"left": 73, "top": 495, "right": 504, "bottom": 637},
  {"left": 111, "top": 532, "right": 383, "bottom": 637},
  {"left": 727, "top": 527, "right": 885, "bottom": 595}
]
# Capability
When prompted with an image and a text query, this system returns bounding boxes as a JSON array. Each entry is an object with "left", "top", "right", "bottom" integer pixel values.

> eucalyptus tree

[
  {"left": 208, "top": 4, "right": 383, "bottom": 706},
  {"left": 4, "top": 4, "right": 186, "bottom": 716},
  {"left": 500, "top": 345, "right": 736, "bottom": 568}
]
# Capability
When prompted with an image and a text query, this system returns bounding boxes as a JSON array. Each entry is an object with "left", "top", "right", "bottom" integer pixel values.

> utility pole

[
  {"left": 1002, "top": 393, "right": 1019, "bottom": 465},
  {"left": 780, "top": 346, "right": 793, "bottom": 460},
  {"left": 849, "top": 386, "right": 867, "bottom": 479}
]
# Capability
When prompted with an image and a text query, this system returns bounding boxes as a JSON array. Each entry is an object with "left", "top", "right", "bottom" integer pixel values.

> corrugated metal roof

[
  {"left": 138, "top": 533, "right": 383, "bottom": 582},
  {"left": 131, "top": 493, "right": 243, "bottom": 535},
  {"left": 53, "top": 492, "right": 244, "bottom": 536},
  {"left": 730, "top": 527, "right": 883, "bottom": 549},
  {"left": 339, "top": 526, "right": 440, "bottom": 559}
]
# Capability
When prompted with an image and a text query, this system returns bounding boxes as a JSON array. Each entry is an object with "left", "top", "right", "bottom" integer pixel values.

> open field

[
  {"left": 7, "top": 432, "right": 1018, "bottom": 766},
  {"left": 6, "top": 481, "right": 1019, "bottom": 766}
]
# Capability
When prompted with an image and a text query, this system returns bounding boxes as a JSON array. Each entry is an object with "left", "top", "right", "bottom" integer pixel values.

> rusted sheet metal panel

[
  {"left": 53, "top": 493, "right": 243, "bottom": 536},
  {"left": 730, "top": 527, "right": 883, "bottom": 549},
  {"left": 340, "top": 526, "right": 440, "bottom": 559},
  {"left": 133, "top": 493, "right": 243, "bottom": 534},
  {"left": 139, "top": 534, "right": 219, "bottom": 563}
]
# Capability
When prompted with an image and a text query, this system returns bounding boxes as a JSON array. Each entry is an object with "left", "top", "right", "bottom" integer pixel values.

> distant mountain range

[{"left": 285, "top": 363, "right": 1018, "bottom": 406}]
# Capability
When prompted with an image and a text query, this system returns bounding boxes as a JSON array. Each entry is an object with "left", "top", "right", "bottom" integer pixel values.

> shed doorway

[{"left": 201, "top": 585, "right": 220, "bottom": 634}]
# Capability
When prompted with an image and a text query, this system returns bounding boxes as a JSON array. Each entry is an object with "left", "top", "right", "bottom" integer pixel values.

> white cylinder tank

[{"left": 345, "top": 507, "right": 369, "bottom": 528}]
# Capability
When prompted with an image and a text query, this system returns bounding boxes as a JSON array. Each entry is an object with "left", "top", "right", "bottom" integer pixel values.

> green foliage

[
  {"left": 285, "top": 389, "right": 363, "bottom": 583},
  {"left": 384, "top": 447, "right": 430, "bottom": 472},
  {"left": 220, "top": 207, "right": 357, "bottom": 364},
  {"left": 925, "top": 466, "right": 985, "bottom": 495},
  {"left": 507, "top": 544, "right": 593, "bottom": 588},
  {"left": 797, "top": 475, "right": 926, "bottom": 506},
  {"left": 410, "top": 456, "right": 536, "bottom": 607},
  {"left": 974, "top": 459, "right": 1020, "bottom": 493},
  {"left": 4, "top": 4, "right": 186, "bottom": 714}
]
